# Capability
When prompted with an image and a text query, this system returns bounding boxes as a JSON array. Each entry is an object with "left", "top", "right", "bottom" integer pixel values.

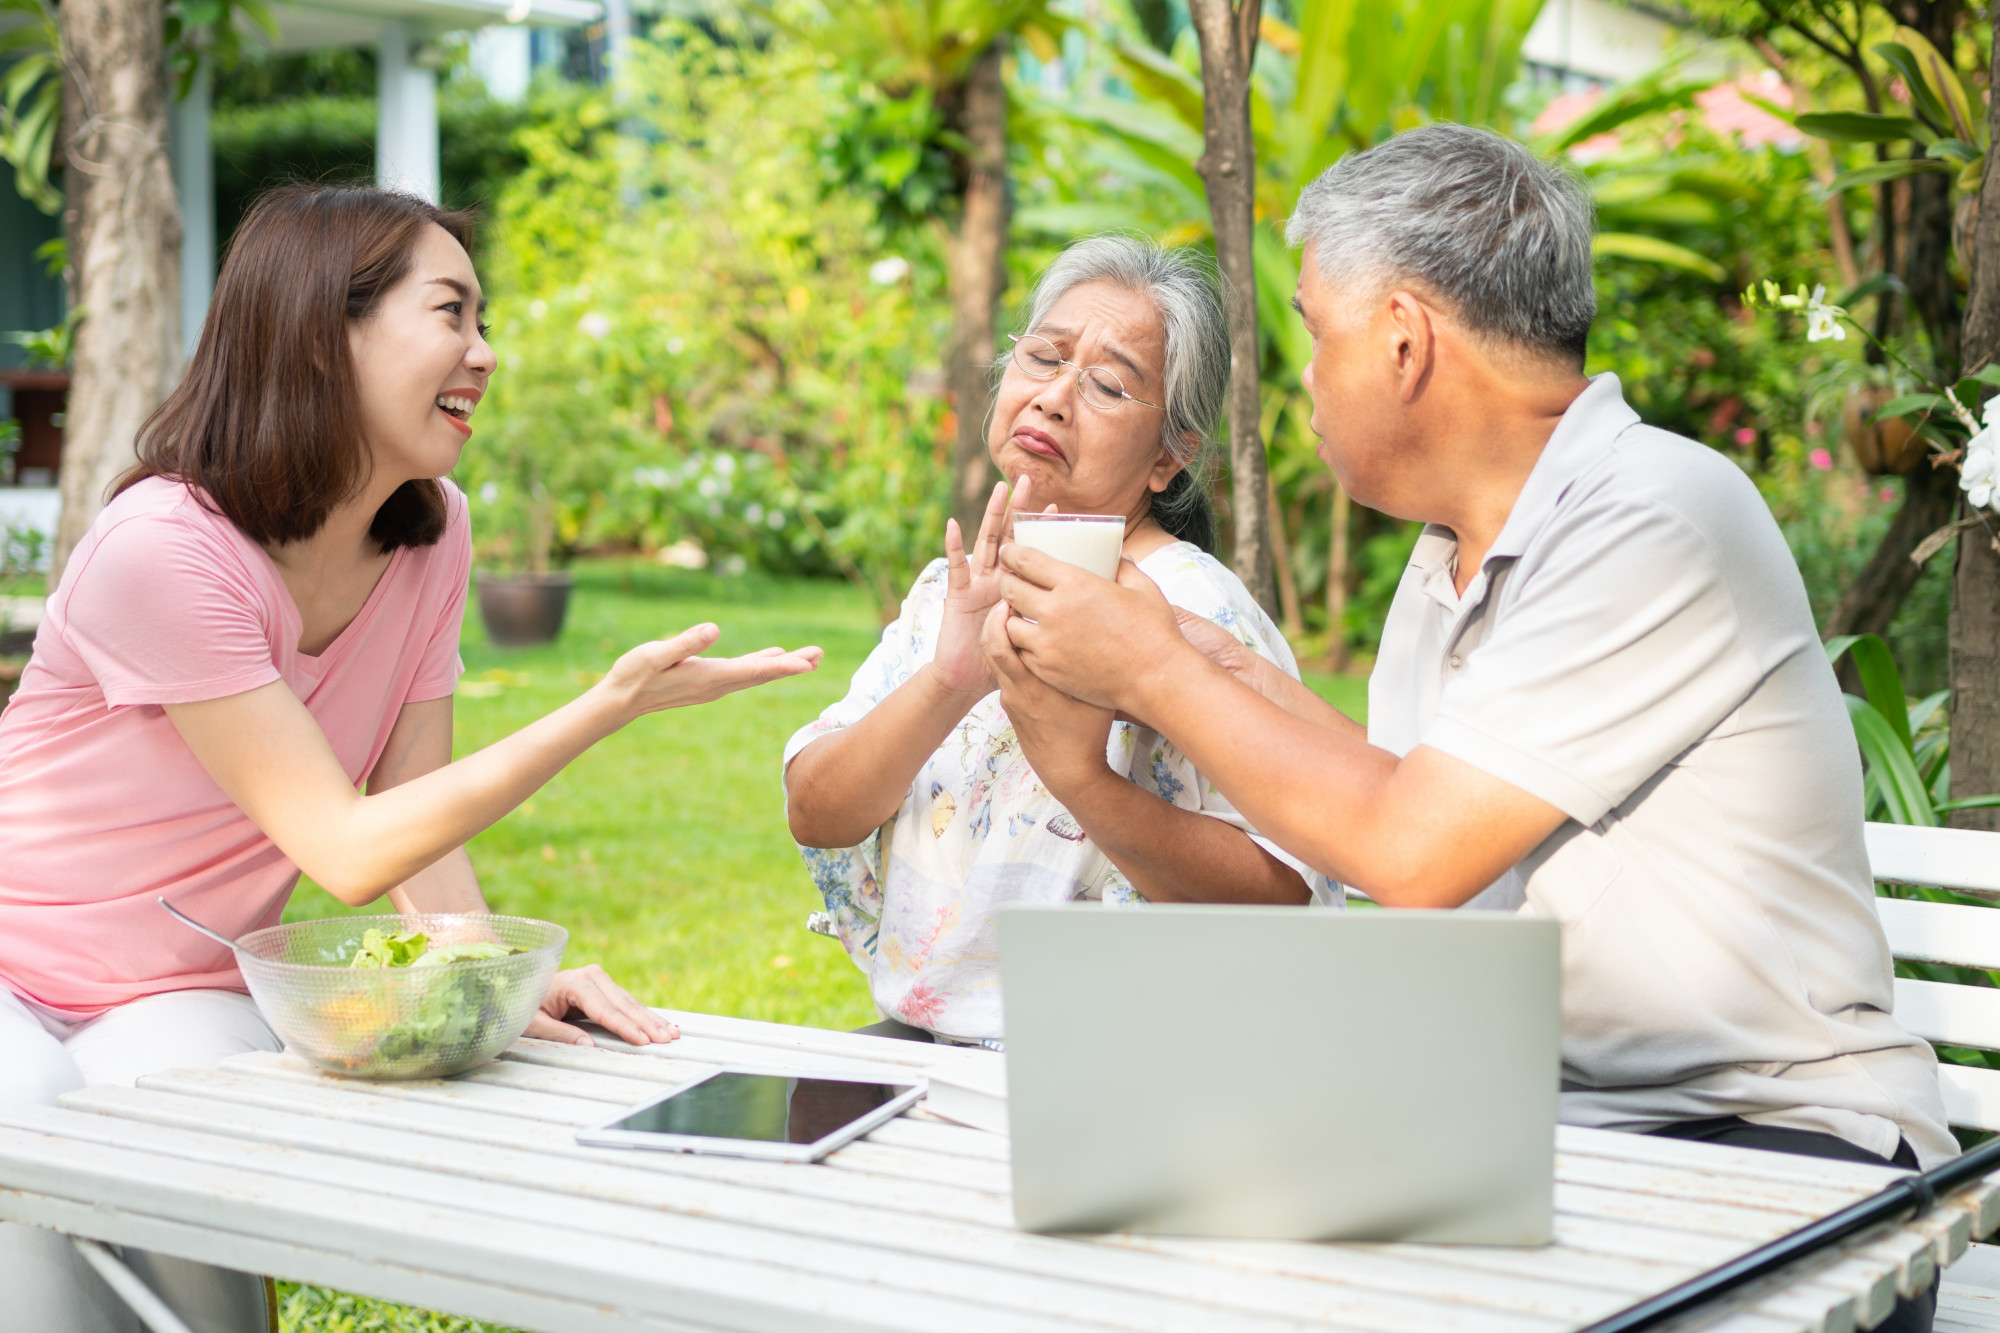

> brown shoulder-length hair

[{"left": 115, "top": 184, "right": 476, "bottom": 550}]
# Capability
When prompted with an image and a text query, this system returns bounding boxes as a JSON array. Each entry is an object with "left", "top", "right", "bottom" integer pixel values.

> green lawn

[{"left": 277, "top": 558, "right": 1367, "bottom": 1332}]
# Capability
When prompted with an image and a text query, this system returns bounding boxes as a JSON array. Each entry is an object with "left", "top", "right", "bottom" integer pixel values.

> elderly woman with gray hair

[{"left": 783, "top": 235, "right": 1330, "bottom": 1045}]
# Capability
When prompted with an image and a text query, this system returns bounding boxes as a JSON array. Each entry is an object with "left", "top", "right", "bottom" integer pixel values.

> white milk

[{"left": 1012, "top": 515, "right": 1125, "bottom": 579}]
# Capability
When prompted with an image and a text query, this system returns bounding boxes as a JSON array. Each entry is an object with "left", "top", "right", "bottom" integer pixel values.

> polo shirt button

[{"left": 1448, "top": 654, "right": 1463, "bottom": 669}]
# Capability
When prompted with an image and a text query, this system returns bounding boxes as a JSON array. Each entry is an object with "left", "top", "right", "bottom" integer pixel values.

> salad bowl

[{"left": 233, "top": 913, "right": 567, "bottom": 1080}]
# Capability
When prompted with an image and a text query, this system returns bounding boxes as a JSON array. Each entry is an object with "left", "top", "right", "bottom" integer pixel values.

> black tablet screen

[{"left": 609, "top": 1073, "right": 904, "bottom": 1144}]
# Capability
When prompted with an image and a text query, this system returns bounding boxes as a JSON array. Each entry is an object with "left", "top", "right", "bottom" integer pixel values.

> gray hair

[
  {"left": 1013, "top": 235, "right": 1229, "bottom": 540},
  {"left": 1285, "top": 124, "right": 1597, "bottom": 363}
]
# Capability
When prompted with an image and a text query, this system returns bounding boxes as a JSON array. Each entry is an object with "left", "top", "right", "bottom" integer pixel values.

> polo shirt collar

[{"left": 1484, "top": 372, "right": 1637, "bottom": 567}]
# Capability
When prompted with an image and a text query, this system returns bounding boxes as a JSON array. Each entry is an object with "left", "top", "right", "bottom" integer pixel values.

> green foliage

[
  {"left": 466, "top": 23, "right": 952, "bottom": 615},
  {"left": 1826, "top": 633, "right": 2000, "bottom": 824},
  {"left": 0, "top": 514, "right": 48, "bottom": 602},
  {"left": 0, "top": 0, "right": 280, "bottom": 215},
  {"left": 0, "top": 0, "right": 60, "bottom": 214},
  {"left": 818, "top": 82, "right": 956, "bottom": 236},
  {"left": 4, "top": 305, "right": 76, "bottom": 368},
  {"left": 163, "top": 0, "right": 280, "bottom": 99},
  {"left": 209, "top": 74, "right": 550, "bottom": 249},
  {"left": 279, "top": 1281, "right": 522, "bottom": 1333}
]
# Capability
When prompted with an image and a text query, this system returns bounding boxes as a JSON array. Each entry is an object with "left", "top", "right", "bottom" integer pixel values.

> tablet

[{"left": 574, "top": 1066, "right": 928, "bottom": 1163}]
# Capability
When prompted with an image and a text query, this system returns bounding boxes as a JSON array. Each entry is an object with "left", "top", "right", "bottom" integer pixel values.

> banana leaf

[
  {"left": 1827, "top": 634, "right": 1915, "bottom": 753},
  {"left": 1846, "top": 698, "right": 1938, "bottom": 825},
  {"left": 1821, "top": 158, "right": 1953, "bottom": 197},
  {"left": 1794, "top": 111, "right": 1927, "bottom": 143},
  {"left": 1590, "top": 233, "right": 1724, "bottom": 281}
]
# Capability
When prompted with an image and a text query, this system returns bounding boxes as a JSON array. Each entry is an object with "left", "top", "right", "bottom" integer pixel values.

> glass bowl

[{"left": 234, "top": 914, "right": 566, "bottom": 1080}]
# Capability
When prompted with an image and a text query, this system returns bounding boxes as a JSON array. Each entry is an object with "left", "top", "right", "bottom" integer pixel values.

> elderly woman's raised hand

[{"left": 929, "top": 477, "right": 1047, "bottom": 700}]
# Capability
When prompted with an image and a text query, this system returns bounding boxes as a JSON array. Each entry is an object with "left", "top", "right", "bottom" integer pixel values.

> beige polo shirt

[{"left": 1369, "top": 374, "right": 1954, "bottom": 1167}]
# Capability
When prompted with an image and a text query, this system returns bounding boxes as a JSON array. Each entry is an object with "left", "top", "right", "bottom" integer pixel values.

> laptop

[{"left": 998, "top": 904, "right": 1559, "bottom": 1244}]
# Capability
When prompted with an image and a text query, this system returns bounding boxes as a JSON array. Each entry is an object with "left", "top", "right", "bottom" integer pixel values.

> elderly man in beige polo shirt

[{"left": 988, "top": 122, "right": 1951, "bottom": 1332}]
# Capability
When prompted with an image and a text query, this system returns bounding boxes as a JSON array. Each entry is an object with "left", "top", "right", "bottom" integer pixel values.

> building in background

[{"left": 1521, "top": 0, "right": 1714, "bottom": 89}]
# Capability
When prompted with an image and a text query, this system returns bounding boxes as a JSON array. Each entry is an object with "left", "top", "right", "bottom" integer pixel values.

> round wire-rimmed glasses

[{"left": 1007, "top": 333, "right": 1163, "bottom": 412}]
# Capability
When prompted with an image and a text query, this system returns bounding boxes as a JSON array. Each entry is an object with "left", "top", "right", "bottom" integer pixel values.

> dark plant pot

[
  {"left": 476, "top": 573, "right": 572, "bottom": 647},
  {"left": 1843, "top": 387, "right": 1927, "bottom": 477}
]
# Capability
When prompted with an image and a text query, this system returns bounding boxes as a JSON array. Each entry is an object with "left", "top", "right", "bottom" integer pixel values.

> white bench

[{"left": 1868, "top": 821, "right": 2000, "bottom": 1331}]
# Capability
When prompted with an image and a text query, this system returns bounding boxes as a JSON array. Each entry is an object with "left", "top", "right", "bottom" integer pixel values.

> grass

[{"left": 276, "top": 558, "right": 1367, "bottom": 1332}]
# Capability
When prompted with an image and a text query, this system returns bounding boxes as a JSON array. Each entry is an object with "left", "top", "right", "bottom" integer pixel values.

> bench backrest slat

[{"left": 1866, "top": 822, "right": 2000, "bottom": 1133}]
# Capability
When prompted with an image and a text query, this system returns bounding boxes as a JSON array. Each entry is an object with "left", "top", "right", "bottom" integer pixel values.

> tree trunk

[
  {"left": 1325, "top": 482, "right": 1350, "bottom": 671},
  {"left": 50, "top": 0, "right": 182, "bottom": 585},
  {"left": 943, "top": 43, "right": 1009, "bottom": 539},
  {"left": 1187, "top": 0, "right": 1277, "bottom": 617},
  {"left": 1947, "top": 24, "right": 2000, "bottom": 828},
  {"left": 1266, "top": 485, "right": 1301, "bottom": 637}
]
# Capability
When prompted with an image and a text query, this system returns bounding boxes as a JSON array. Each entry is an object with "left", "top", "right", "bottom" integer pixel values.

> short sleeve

[
  {"left": 1424, "top": 497, "right": 1763, "bottom": 826},
  {"left": 405, "top": 489, "right": 472, "bottom": 703},
  {"left": 62, "top": 510, "right": 281, "bottom": 708},
  {"left": 781, "top": 559, "right": 947, "bottom": 772},
  {"left": 781, "top": 560, "right": 948, "bottom": 969}
]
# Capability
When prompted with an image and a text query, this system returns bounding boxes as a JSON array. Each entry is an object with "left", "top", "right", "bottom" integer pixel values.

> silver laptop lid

[{"left": 1000, "top": 905, "right": 1559, "bottom": 1243}]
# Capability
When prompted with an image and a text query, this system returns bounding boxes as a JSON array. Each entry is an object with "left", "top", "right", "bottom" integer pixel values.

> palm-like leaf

[
  {"left": 760, "top": 0, "right": 1058, "bottom": 92},
  {"left": 0, "top": 0, "right": 59, "bottom": 214}
]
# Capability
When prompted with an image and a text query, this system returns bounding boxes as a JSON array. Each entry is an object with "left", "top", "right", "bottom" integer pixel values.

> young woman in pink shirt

[{"left": 0, "top": 185, "right": 820, "bottom": 1332}]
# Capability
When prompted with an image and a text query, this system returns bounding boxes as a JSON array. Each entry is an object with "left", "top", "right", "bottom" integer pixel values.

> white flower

[
  {"left": 578, "top": 312, "right": 612, "bottom": 339},
  {"left": 869, "top": 256, "right": 911, "bottom": 285},
  {"left": 1803, "top": 286, "right": 1847, "bottom": 342},
  {"left": 478, "top": 482, "right": 499, "bottom": 505},
  {"left": 1964, "top": 429, "right": 2000, "bottom": 508}
]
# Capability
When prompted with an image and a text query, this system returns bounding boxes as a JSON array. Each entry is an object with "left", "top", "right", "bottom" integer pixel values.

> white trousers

[{"left": 0, "top": 986, "right": 283, "bottom": 1333}]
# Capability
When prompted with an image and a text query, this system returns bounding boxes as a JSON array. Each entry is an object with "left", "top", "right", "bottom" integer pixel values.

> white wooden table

[{"left": 0, "top": 1011, "right": 1996, "bottom": 1333}]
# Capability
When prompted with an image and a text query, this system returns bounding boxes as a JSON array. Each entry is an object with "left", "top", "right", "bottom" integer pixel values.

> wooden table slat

[
  {"left": 0, "top": 1016, "right": 1981, "bottom": 1333},
  {"left": 60, "top": 1085, "right": 1615, "bottom": 1331},
  {"left": 0, "top": 1189, "right": 725, "bottom": 1333},
  {"left": 0, "top": 1121, "right": 1120, "bottom": 1333},
  {"left": 141, "top": 1066, "right": 1019, "bottom": 1222}
]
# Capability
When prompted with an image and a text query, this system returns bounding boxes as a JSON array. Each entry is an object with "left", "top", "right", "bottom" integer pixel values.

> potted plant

[
  {"left": 1842, "top": 382, "right": 1928, "bottom": 477},
  {"left": 473, "top": 481, "right": 571, "bottom": 647},
  {"left": 458, "top": 299, "right": 638, "bottom": 647}
]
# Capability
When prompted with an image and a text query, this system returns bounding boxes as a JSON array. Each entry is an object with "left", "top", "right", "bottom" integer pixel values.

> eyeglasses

[{"left": 1008, "top": 334, "right": 1163, "bottom": 412}]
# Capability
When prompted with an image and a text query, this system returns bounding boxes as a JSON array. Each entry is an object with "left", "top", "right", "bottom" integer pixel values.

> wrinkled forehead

[{"left": 1031, "top": 280, "right": 1166, "bottom": 378}]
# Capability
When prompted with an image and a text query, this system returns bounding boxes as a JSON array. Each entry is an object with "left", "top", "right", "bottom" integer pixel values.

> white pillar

[
  {"left": 376, "top": 23, "right": 440, "bottom": 203},
  {"left": 603, "top": 0, "right": 630, "bottom": 68},
  {"left": 470, "top": 25, "right": 533, "bottom": 103},
  {"left": 168, "top": 62, "right": 214, "bottom": 359}
]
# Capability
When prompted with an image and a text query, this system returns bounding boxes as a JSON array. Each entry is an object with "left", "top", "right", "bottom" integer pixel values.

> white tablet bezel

[{"left": 573, "top": 1065, "right": 929, "bottom": 1163}]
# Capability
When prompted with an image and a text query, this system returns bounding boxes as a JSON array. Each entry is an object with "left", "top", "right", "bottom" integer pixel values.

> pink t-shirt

[{"left": 0, "top": 476, "right": 470, "bottom": 1016}]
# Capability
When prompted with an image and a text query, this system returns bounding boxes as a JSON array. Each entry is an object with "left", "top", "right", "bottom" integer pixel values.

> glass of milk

[{"left": 1011, "top": 514, "right": 1126, "bottom": 579}]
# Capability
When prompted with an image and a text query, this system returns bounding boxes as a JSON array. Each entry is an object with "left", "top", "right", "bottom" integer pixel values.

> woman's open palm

[
  {"left": 607, "top": 623, "right": 823, "bottom": 716},
  {"left": 934, "top": 477, "right": 1046, "bottom": 697}
]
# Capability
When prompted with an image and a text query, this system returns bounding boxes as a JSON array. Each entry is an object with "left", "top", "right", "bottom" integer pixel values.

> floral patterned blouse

[{"left": 782, "top": 541, "right": 1335, "bottom": 1044}]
